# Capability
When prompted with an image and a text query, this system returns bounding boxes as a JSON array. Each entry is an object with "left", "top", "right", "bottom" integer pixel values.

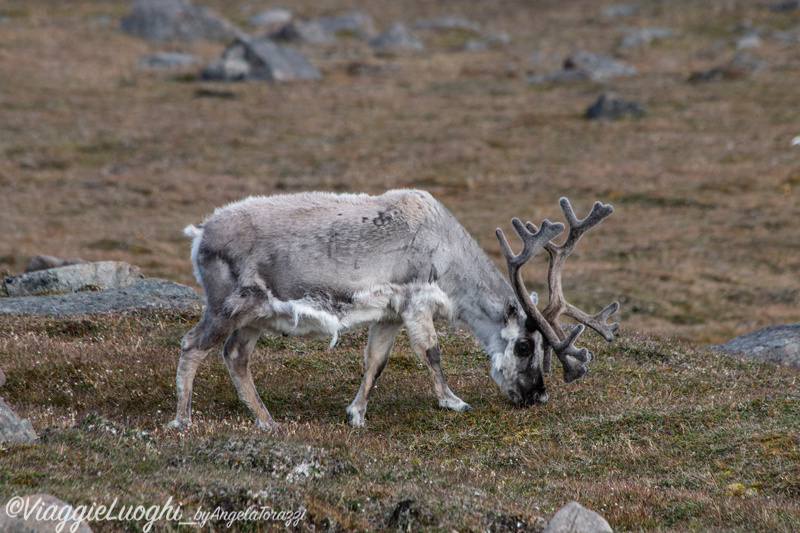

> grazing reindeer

[{"left": 168, "top": 190, "right": 618, "bottom": 430}]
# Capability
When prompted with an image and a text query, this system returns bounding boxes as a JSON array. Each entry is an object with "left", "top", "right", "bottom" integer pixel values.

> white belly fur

[{"left": 249, "top": 282, "right": 452, "bottom": 348}]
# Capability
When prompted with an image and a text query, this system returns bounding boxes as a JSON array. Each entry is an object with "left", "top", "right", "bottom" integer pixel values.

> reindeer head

[{"left": 492, "top": 198, "right": 620, "bottom": 407}]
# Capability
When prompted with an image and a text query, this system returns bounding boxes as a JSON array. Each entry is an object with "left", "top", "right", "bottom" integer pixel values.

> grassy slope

[
  {"left": 2, "top": 0, "right": 800, "bottom": 531},
  {"left": 1, "top": 311, "right": 798, "bottom": 531}
]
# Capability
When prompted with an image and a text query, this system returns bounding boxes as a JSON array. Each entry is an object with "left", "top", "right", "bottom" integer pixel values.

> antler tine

[
  {"left": 496, "top": 218, "right": 564, "bottom": 268},
  {"left": 541, "top": 198, "right": 619, "bottom": 343},
  {"left": 497, "top": 218, "right": 591, "bottom": 382}
]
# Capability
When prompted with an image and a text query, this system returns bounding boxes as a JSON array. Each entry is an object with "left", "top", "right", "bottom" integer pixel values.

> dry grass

[
  {"left": 2, "top": 0, "right": 800, "bottom": 530},
  {"left": 1, "top": 311, "right": 799, "bottom": 531}
]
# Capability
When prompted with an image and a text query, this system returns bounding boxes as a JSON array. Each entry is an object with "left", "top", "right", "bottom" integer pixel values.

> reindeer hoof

[
  {"left": 166, "top": 418, "right": 190, "bottom": 431},
  {"left": 440, "top": 398, "right": 472, "bottom": 412},
  {"left": 346, "top": 408, "right": 366, "bottom": 428}
]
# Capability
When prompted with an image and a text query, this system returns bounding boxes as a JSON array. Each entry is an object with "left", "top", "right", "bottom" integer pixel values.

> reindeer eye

[{"left": 514, "top": 339, "right": 534, "bottom": 358}]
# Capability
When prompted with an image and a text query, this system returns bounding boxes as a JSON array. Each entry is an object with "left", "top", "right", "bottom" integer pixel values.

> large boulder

[
  {"left": 0, "top": 398, "right": 37, "bottom": 444},
  {"left": 4, "top": 262, "right": 144, "bottom": 297},
  {"left": 0, "top": 494, "right": 93, "bottom": 532},
  {"left": 544, "top": 502, "right": 612, "bottom": 533},
  {"left": 202, "top": 35, "right": 322, "bottom": 82},
  {"left": 0, "top": 278, "right": 202, "bottom": 315},
  {"left": 710, "top": 323, "right": 800, "bottom": 367},
  {"left": 119, "top": 0, "right": 243, "bottom": 42}
]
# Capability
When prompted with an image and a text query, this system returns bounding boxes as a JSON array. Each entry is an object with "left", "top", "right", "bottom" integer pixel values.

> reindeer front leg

[
  {"left": 402, "top": 304, "right": 472, "bottom": 413},
  {"left": 346, "top": 320, "right": 402, "bottom": 427}
]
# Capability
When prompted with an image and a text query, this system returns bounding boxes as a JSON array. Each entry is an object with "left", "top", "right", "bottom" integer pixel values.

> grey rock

[
  {"left": 772, "top": 29, "right": 800, "bottom": 42},
  {"left": 564, "top": 50, "right": 638, "bottom": 80},
  {"left": 271, "top": 19, "right": 337, "bottom": 45},
  {"left": 619, "top": 27, "right": 676, "bottom": 48},
  {"left": 544, "top": 502, "right": 612, "bottom": 533},
  {"left": 0, "top": 398, "right": 37, "bottom": 444},
  {"left": 412, "top": 15, "right": 481, "bottom": 33},
  {"left": 4, "top": 262, "right": 144, "bottom": 297},
  {"left": 586, "top": 92, "right": 645, "bottom": 120},
  {"left": 25, "top": 255, "right": 88, "bottom": 273},
  {"left": 0, "top": 278, "right": 202, "bottom": 315},
  {"left": 527, "top": 69, "right": 591, "bottom": 84},
  {"left": 769, "top": 1, "right": 800, "bottom": 11},
  {"left": 528, "top": 50, "right": 636, "bottom": 84},
  {"left": 138, "top": 51, "right": 199, "bottom": 68},
  {"left": 119, "top": 0, "right": 243, "bottom": 42},
  {"left": 602, "top": 4, "right": 638, "bottom": 18},
  {"left": 369, "top": 22, "right": 424, "bottom": 51},
  {"left": 735, "top": 34, "right": 762, "bottom": 49},
  {"left": 0, "top": 367, "right": 5, "bottom": 389},
  {"left": 484, "top": 32, "right": 511, "bottom": 47},
  {"left": 248, "top": 7, "right": 292, "bottom": 29},
  {"left": 202, "top": 35, "right": 321, "bottom": 82},
  {"left": 0, "top": 494, "right": 93, "bottom": 532},
  {"left": 462, "top": 39, "right": 487, "bottom": 52},
  {"left": 689, "top": 53, "right": 766, "bottom": 82},
  {"left": 710, "top": 323, "right": 800, "bottom": 367}
]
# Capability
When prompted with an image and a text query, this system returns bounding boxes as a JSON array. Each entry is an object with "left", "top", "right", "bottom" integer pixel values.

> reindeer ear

[
  {"left": 529, "top": 291, "right": 539, "bottom": 307},
  {"left": 504, "top": 298, "right": 520, "bottom": 322}
]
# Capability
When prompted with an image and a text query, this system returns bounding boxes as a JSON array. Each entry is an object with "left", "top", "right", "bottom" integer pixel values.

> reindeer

[{"left": 167, "top": 190, "right": 618, "bottom": 430}]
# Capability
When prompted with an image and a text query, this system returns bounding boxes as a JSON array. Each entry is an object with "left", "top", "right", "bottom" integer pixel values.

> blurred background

[{"left": 1, "top": 0, "right": 799, "bottom": 345}]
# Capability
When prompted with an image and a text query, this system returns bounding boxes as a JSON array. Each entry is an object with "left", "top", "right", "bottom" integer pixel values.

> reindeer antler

[{"left": 496, "top": 198, "right": 619, "bottom": 383}]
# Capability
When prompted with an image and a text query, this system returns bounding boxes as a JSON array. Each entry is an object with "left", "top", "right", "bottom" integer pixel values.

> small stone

[
  {"left": 619, "top": 27, "right": 676, "bottom": 48},
  {"left": 602, "top": 4, "right": 638, "bottom": 17},
  {"left": 119, "top": 0, "right": 243, "bottom": 42},
  {"left": 586, "top": 92, "right": 645, "bottom": 120},
  {"left": 138, "top": 52, "right": 199, "bottom": 68},
  {"left": 689, "top": 53, "right": 766, "bottom": 82},
  {"left": 769, "top": 1, "right": 800, "bottom": 11},
  {"left": 0, "top": 398, "right": 37, "bottom": 444},
  {"left": 270, "top": 19, "right": 337, "bottom": 45},
  {"left": 369, "top": 22, "right": 424, "bottom": 51},
  {"left": 564, "top": 50, "right": 638, "bottom": 80},
  {"left": 735, "top": 35, "right": 761, "bottom": 49},
  {"left": 544, "top": 502, "right": 612, "bottom": 533},
  {"left": 412, "top": 15, "right": 481, "bottom": 32},
  {"left": 201, "top": 35, "right": 321, "bottom": 82}
]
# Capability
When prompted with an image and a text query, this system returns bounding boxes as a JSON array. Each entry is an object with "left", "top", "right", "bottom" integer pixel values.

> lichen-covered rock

[
  {"left": 0, "top": 278, "right": 202, "bottom": 315},
  {"left": 4, "top": 262, "right": 144, "bottom": 297},
  {"left": 0, "top": 398, "right": 37, "bottom": 444},
  {"left": 0, "top": 494, "right": 93, "bottom": 532},
  {"left": 0, "top": 368, "right": 5, "bottom": 389},
  {"left": 544, "top": 502, "right": 612, "bottom": 533}
]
